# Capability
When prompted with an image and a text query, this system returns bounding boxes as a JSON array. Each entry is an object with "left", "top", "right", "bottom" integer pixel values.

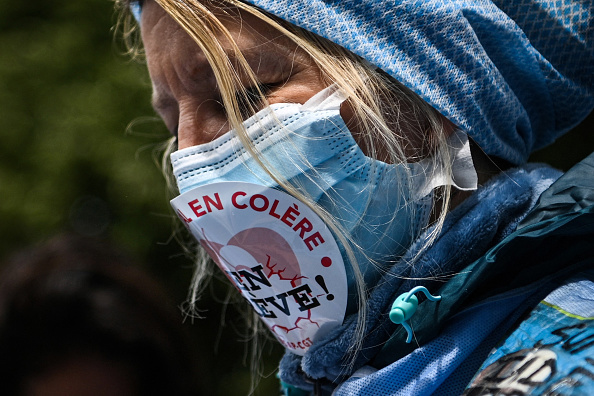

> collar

[{"left": 279, "top": 162, "right": 562, "bottom": 389}]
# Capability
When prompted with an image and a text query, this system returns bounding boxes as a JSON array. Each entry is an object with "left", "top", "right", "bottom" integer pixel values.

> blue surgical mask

[{"left": 170, "top": 85, "right": 476, "bottom": 353}]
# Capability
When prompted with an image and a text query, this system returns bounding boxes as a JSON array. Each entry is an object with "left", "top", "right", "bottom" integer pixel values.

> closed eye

[{"left": 235, "top": 83, "right": 275, "bottom": 119}]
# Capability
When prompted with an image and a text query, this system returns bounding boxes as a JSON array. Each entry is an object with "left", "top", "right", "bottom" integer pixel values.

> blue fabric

[
  {"left": 370, "top": 155, "right": 594, "bottom": 367},
  {"left": 278, "top": 163, "right": 562, "bottom": 390},
  {"left": 545, "top": 277, "right": 594, "bottom": 317},
  {"left": 464, "top": 275, "right": 594, "bottom": 395},
  {"left": 334, "top": 274, "right": 594, "bottom": 395},
  {"left": 244, "top": 0, "right": 594, "bottom": 165},
  {"left": 279, "top": 151, "right": 594, "bottom": 394},
  {"left": 519, "top": 151, "right": 594, "bottom": 227},
  {"left": 333, "top": 287, "right": 540, "bottom": 395}
]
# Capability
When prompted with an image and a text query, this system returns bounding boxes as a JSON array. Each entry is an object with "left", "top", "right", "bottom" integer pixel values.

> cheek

[
  {"left": 340, "top": 100, "right": 369, "bottom": 156},
  {"left": 177, "top": 100, "right": 230, "bottom": 149},
  {"left": 340, "top": 101, "right": 357, "bottom": 133},
  {"left": 338, "top": 99, "right": 417, "bottom": 163}
]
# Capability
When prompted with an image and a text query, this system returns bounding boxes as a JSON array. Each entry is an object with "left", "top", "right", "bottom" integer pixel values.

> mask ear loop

[
  {"left": 301, "top": 84, "right": 348, "bottom": 112},
  {"left": 409, "top": 129, "right": 478, "bottom": 202},
  {"left": 389, "top": 286, "right": 441, "bottom": 343}
]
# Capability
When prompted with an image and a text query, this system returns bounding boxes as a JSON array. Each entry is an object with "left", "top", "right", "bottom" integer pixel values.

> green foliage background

[
  {"left": 0, "top": 1, "right": 282, "bottom": 395},
  {"left": 0, "top": 1, "right": 591, "bottom": 395}
]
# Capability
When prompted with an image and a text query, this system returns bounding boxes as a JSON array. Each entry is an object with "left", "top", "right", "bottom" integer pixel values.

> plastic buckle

[{"left": 389, "top": 286, "right": 441, "bottom": 343}]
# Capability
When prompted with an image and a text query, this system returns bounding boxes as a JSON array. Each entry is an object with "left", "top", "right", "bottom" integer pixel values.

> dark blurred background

[
  {"left": 0, "top": 1, "right": 591, "bottom": 395},
  {"left": 0, "top": 1, "right": 283, "bottom": 395}
]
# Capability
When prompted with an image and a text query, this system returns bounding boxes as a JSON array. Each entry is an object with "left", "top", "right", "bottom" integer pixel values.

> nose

[{"left": 176, "top": 98, "right": 231, "bottom": 150}]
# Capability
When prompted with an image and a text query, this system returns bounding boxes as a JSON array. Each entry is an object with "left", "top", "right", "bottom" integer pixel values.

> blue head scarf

[
  {"left": 132, "top": 0, "right": 593, "bottom": 163},
  {"left": 239, "top": 0, "right": 593, "bottom": 165}
]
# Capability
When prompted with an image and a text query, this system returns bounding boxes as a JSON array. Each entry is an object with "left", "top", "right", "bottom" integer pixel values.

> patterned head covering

[
  {"left": 133, "top": 0, "right": 593, "bottom": 164},
  {"left": 243, "top": 0, "right": 594, "bottom": 164}
]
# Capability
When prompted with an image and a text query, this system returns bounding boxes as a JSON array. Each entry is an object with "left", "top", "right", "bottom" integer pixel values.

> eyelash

[
  {"left": 172, "top": 83, "right": 275, "bottom": 137},
  {"left": 235, "top": 83, "right": 274, "bottom": 118}
]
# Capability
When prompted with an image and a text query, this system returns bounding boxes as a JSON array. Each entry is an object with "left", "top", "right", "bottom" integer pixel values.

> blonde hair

[{"left": 116, "top": 0, "right": 454, "bottom": 384}]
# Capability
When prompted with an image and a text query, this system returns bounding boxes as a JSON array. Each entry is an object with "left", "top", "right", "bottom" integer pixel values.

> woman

[{"left": 118, "top": 0, "right": 594, "bottom": 394}]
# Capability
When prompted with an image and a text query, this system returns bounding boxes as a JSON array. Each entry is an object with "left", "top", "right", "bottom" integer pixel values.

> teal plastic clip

[{"left": 389, "top": 286, "right": 441, "bottom": 343}]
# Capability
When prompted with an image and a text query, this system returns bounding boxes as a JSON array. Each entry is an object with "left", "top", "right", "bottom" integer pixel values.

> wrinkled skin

[{"left": 141, "top": 0, "right": 330, "bottom": 150}]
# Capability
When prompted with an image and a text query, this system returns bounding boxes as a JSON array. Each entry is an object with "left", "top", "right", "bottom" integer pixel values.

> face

[{"left": 141, "top": 0, "right": 330, "bottom": 150}]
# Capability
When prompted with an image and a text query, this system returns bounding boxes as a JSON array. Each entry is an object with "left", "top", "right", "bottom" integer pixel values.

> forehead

[
  {"left": 142, "top": 1, "right": 301, "bottom": 71},
  {"left": 140, "top": 0, "right": 290, "bottom": 51},
  {"left": 140, "top": 0, "right": 313, "bottom": 94}
]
